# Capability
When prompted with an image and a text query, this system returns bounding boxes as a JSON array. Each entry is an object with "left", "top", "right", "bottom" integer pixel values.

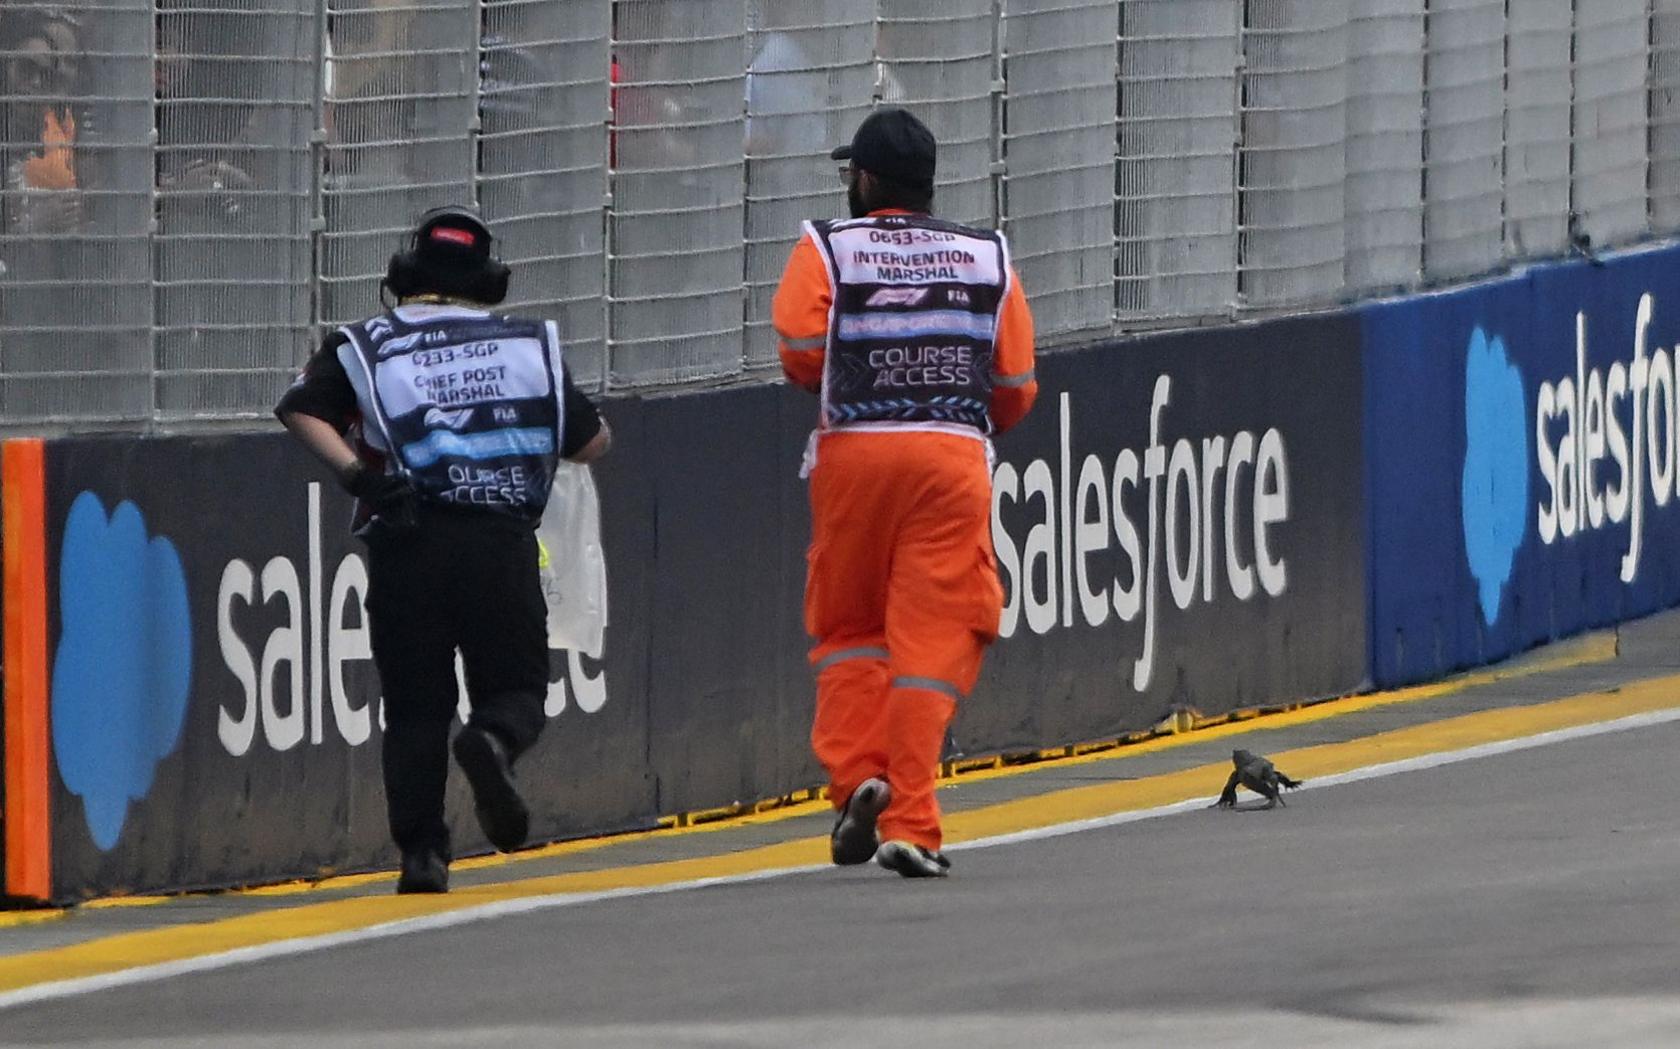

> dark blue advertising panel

[
  {"left": 42, "top": 433, "right": 655, "bottom": 900},
  {"left": 970, "top": 314, "right": 1369, "bottom": 752},
  {"left": 1363, "top": 242, "right": 1680, "bottom": 687},
  {"left": 640, "top": 381, "right": 820, "bottom": 814}
]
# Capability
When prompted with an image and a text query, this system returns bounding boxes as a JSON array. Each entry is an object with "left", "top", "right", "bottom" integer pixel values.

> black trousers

[{"left": 364, "top": 510, "right": 550, "bottom": 857}]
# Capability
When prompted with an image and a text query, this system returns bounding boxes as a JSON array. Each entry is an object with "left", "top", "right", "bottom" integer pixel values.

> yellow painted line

[
  {"left": 947, "top": 669, "right": 1676, "bottom": 841},
  {"left": 0, "top": 909, "right": 66, "bottom": 929},
  {"left": 0, "top": 837, "right": 825, "bottom": 994},
  {"left": 321, "top": 635, "right": 1636, "bottom": 886},
  {"left": 81, "top": 896, "right": 169, "bottom": 911},
  {"left": 11, "top": 628, "right": 1620, "bottom": 910},
  {"left": 227, "top": 804, "right": 832, "bottom": 900},
  {"left": 938, "top": 629, "right": 1620, "bottom": 789},
  {"left": 1, "top": 889, "right": 172, "bottom": 926},
  {"left": 1, "top": 666, "right": 1671, "bottom": 997}
]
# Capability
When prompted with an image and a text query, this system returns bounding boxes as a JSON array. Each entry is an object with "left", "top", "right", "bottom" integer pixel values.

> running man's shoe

[
  {"left": 453, "top": 725, "right": 531, "bottom": 852},
  {"left": 875, "top": 839, "right": 951, "bottom": 878},
  {"left": 830, "top": 777, "right": 891, "bottom": 865},
  {"left": 395, "top": 848, "right": 449, "bottom": 894}
]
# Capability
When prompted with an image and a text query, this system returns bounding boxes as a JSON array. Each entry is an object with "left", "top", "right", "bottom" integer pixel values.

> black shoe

[
  {"left": 830, "top": 777, "right": 891, "bottom": 866},
  {"left": 875, "top": 840, "right": 951, "bottom": 879},
  {"left": 396, "top": 849, "right": 449, "bottom": 894},
  {"left": 453, "top": 726, "right": 530, "bottom": 852}
]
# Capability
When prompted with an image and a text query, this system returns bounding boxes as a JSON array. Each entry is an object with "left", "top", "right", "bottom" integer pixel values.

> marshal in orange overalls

[{"left": 773, "top": 208, "right": 1037, "bottom": 856}]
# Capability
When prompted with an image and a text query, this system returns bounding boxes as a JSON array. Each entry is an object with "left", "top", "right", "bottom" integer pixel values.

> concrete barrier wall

[
  {"left": 1363, "top": 241, "right": 1680, "bottom": 687},
  {"left": 975, "top": 314, "right": 1368, "bottom": 752},
  {"left": 2, "top": 285, "right": 1550, "bottom": 904}
]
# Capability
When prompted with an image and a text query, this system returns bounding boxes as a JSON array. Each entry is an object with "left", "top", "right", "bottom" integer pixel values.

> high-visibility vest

[
  {"left": 337, "top": 304, "right": 566, "bottom": 522},
  {"left": 806, "top": 213, "right": 1010, "bottom": 435}
]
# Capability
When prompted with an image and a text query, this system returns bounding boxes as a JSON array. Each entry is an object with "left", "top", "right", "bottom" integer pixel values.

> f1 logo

[{"left": 865, "top": 288, "right": 930, "bottom": 307}]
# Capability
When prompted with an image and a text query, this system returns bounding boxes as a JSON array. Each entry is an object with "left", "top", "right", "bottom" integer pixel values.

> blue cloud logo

[
  {"left": 1462, "top": 327, "right": 1530, "bottom": 625},
  {"left": 51, "top": 493, "right": 192, "bottom": 850}
]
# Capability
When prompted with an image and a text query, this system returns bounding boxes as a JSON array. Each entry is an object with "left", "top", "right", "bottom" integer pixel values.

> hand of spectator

[
  {"left": 9, "top": 190, "right": 85, "bottom": 234},
  {"left": 161, "top": 160, "right": 253, "bottom": 222}
]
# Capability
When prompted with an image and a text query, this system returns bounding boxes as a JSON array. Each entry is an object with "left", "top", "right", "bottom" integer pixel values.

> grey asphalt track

[{"left": 5, "top": 710, "right": 1680, "bottom": 1047}]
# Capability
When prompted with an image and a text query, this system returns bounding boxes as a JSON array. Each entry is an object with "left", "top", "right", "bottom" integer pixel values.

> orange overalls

[{"left": 772, "top": 209, "right": 1037, "bottom": 852}]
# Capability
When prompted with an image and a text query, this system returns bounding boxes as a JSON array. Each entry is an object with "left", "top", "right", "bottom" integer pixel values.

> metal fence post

[{"left": 310, "top": 0, "right": 329, "bottom": 349}]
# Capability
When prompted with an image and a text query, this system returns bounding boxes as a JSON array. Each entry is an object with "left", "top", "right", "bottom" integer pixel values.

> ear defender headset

[{"left": 382, "top": 204, "right": 512, "bottom": 306}]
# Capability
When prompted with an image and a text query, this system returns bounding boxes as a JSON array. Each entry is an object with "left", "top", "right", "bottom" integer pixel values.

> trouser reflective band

[
  {"left": 891, "top": 676, "right": 965, "bottom": 701},
  {"left": 812, "top": 646, "right": 890, "bottom": 674}
]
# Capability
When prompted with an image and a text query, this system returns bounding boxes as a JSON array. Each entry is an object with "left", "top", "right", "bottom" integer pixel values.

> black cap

[{"left": 831, "top": 107, "right": 936, "bottom": 192}]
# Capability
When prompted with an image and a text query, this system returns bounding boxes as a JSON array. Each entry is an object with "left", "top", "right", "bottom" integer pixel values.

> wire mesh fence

[
  {"left": 608, "top": 0, "right": 745, "bottom": 387},
  {"left": 1343, "top": 0, "right": 1421, "bottom": 297},
  {"left": 1115, "top": 0, "right": 1238, "bottom": 322},
  {"left": 1572, "top": 0, "right": 1650, "bottom": 251},
  {"left": 1239, "top": 0, "right": 1348, "bottom": 309},
  {"left": 155, "top": 0, "right": 315, "bottom": 417},
  {"left": 1656, "top": 1, "right": 1680, "bottom": 234},
  {"left": 1423, "top": 0, "right": 1505, "bottom": 283},
  {"left": 1, "top": 0, "right": 154, "bottom": 423},
  {"left": 1503, "top": 0, "right": 1572, "bottom": 261},
  {"left": 876, "top": 0, "right": 995, "bottom": 231},
  {"left": 742, "top": 0, "right": 874, "bottom": 369},
  {"left": 10, "top": 1, "right": 1680, "bottom": 426},
  {"left": 1000, "top": 0, "right": 1115, "bottom": 339},
  {"left": 479, "top": 0, "right": 609, "bottom": 387},
  {"left": 318, "top": 0, "right": 477, "bottom": 332}
]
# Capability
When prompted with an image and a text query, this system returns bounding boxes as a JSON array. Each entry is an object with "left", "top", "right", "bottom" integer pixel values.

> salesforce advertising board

[
  {"left": 40, "top": 433, "right": 643, "bottom": 899},
  {"left": 970, "top": 314, "right": 1368, "bottom": 752},
  {"left": 34, "top": 318, "right": 1365, "bottom": 897},
  {"left": 1363, "top": 243, "right": 1680, "bottom": 687}
]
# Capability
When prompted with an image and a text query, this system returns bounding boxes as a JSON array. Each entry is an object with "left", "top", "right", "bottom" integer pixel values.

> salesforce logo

[
  {"left": 1467, "top": 295, "right": 1680, "bottom": 625},
  {"left": 51, "top": 493, "right": 192, "bottom": 850},
  {"left": 1461, "top": 326, "right": 1529, "bottom": 625},
  {"left": 1534, "top": 295, "right": 1680, "bottom": 585}
]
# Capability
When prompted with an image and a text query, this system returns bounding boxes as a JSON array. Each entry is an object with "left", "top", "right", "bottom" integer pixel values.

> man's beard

[{"left": 847, "top": 179, "right": 868, "bottom": 218}]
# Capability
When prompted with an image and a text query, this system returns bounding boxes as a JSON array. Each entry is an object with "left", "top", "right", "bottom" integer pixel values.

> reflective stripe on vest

[
  {"left": 806, "top": 215, "right": 1008, "bottom": 434},
  {"left": 337, "top": 306, "right": 565, "bottom": 522}
]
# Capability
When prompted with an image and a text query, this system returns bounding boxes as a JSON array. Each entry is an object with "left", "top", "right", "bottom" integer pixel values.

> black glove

[{"left": 339, "top": 461, "right": 418, "bottom": 526}]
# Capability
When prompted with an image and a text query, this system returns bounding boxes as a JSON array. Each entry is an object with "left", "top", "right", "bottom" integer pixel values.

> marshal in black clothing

[{"left": 275, "top": 208, "right": 610, "bottom": 893}]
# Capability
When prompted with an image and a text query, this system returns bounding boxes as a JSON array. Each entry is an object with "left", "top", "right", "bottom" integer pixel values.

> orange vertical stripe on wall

[{"left": 3, "top": 438, "right": 50, "bottom": 902}]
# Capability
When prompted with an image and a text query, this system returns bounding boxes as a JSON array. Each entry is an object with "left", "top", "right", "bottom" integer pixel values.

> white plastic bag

[{"left": 535, "top": 461, "right": 608, "bottom": 657}]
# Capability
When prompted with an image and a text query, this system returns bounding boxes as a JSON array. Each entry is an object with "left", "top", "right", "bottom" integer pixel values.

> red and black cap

[
  {"left": 384, "top": 204, "right": 510, "bottom": 305},
  {"left": 412, "top": 205, "right": 494, "bottom": 261},
  {"left": 831, "top": 107, "right": 936, "bottom": 193}
]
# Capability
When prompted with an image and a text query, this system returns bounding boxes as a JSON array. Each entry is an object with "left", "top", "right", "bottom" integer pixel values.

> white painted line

[
  {"left": 4, "top": 704, "right": 1678, "bottom": 1012},
  {"left": 0, "top": 865, "right": 826, "bottom": 1013},
  {"left": 949, "top": 706, "right": 1680, "bottom": 852}
]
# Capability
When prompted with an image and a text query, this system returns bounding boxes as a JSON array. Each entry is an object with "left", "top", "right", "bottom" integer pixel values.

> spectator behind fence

[
  {"left": 155, "top": 2, "right": 255, "bottom": 229},
  {"left": 2, "top": 6, "right": 85, "bottom": 236},
  {"left": 744, "top": 14, "right": 832, "bottom": 163}
]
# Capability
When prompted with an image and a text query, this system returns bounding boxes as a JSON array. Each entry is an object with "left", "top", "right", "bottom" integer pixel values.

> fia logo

[{"left": 493, "top": 405, "right": 518, "bottom": 425}]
